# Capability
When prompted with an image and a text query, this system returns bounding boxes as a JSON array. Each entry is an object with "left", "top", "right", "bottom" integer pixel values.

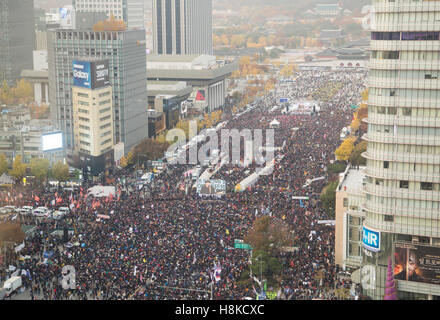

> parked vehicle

[
  {"left": 2, "top": 276, "right": 22, "bottom": 296},
  {"left": 22, "top": 206, "right": 34, "bottom": 214},
  {"left": 58, "top": 207, "right": 70, "bottom": 215},
  {"left": 33, "top": 207, "right": 51, "bottom": 218},
  {"left": 0, "top": 288, "right": 6, "bottom": 300},
  {"left": 52, "top": 210, "right": 66, "bottom": 220},
  {"left": 15, "top": 209, "right": 29, "bottom": 216}
]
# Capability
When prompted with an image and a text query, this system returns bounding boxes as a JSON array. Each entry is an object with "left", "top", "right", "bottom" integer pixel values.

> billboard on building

[
  {"left": 42, "top": 131, "right": 63, "bottom": 152},
  {"left": 73, "top": 60, "right": 109, "bottom": 89},
  {"left": 73, "top": 61, "right": 92, "bottom": 88},
  {"left": 196, "top": 179, "right": 227, "bottom": 196},
  {"left": 93, "top": 60, "right": 110, "bottom": 88},
  {"left": 394, "top": 242, "right": 440, "bottom": 285},
  {"left": 362, "top": 226, "right": 380, "bottom": 252}
]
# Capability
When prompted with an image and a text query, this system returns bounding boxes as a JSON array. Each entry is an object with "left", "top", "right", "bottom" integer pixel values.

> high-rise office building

[
  {"left": 48, "top": 28, "right": 149, "bottom": 155},
  {"left": 152, "top": 0, "right": 212, "bottom": 55},
  {"left": 0, "top": 0, "right": 35, "bottom": 84},
  {"left": 73, "top": 0, "right": 145, "bottom": 30},
  {"left": 72, "top": 59, "right": 114, "bottom": 175},
  {"left": 361, "top": 0, "right": 440, "bottom": 300}
]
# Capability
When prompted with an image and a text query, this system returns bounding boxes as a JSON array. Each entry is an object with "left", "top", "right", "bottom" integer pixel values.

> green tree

[
  {"left": 335, "top": 136, "right": 356, "bottom": 161},
  {"left": 12, "top": 79, "right": 33, "bottom": 104},
  {"left": 0, "top": 153, "right": 8, "bottom": 175},
  {"left": 0, "top": 80, "right": 13, "bottom": 105},
  {"left": 320, "top": 181, "right": 339, "bottom": 218},
  {"left": 9, "top": 155, "right": 26, "bottom": 180},
  {"left": 245, "top": 216, "right": 293, "bottom": 253},
  {"left": 29, "top": 158, "right": 50, "bottom": 183},
  {"left": 249, "top": 249, "right": 282, "bottom": 288},
  {"left": 349, "top": 141, "right": 367, "bottom": 166},
  {"left": 51, "top": 161, "right": 70, "bottom": 182}
]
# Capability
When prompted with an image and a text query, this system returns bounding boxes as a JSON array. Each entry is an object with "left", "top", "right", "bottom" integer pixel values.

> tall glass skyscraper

[
  {"left": 73, "top": 0, "right": 145, "bottom": 30},
  {"left": 152, "top": 0, "right": 212, "bottom": 55},
  {"left": 47, "top": 28, "right": 149, "bottom": 155},
  {"left": 0, "top": 0, "right": 35, "bottom": 84},
  {"left": 362, "top": 0, "right": 440, "bottom": 300}
]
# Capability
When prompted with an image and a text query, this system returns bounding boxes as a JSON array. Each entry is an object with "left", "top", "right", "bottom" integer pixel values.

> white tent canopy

[
  {"left": 87, "top": 186, "right": 116, "bottom": 198},
  {"left": 269, "top": 119, "right": 280, "bottom": 128},
  {"left": 0, "top": 173, "right": 14, "bottom": 184}
]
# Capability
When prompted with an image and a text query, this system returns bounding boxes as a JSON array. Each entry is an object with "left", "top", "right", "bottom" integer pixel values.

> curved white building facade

[{"left": 362, "top": 0, "right": 440, "bottom": 300}]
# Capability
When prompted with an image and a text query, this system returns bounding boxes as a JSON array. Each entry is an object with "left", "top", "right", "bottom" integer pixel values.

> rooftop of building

[
  {"left": 147, "top": 80, "right": 193, "bottom": 98},
  {"left": 146, "top": 55, "right": 238, "bottom": 81},
  {"left": 147, "top": 54, "right": 223, "bottom": 69},
  {"left": 339, "top": 166, "right": 367, "bottom": 194}
]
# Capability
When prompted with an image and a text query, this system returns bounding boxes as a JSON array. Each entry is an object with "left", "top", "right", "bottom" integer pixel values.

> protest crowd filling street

[{"left": 0, "top": 70, "right": 366, "bottom": 300}]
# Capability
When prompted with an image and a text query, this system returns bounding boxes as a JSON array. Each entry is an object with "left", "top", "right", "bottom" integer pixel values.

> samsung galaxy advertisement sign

[
  {"left": 73, "top": 60, "right": 110, "bottom": 89},
  {"left": 362, "top": 226, "right": 381, "bottom": 252}
]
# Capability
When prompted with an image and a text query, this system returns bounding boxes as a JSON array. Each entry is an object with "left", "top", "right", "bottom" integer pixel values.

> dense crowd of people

[{"left": 0, "top": 70, "right": 366, "bottom": 300}]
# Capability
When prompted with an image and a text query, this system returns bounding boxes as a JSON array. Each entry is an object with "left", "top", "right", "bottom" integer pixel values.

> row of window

[
  {"left": 372, "top": 32, "right": 440, "bottom": 41},
  {"left": 369, "top": 123, "right": 440, "bottom": 135},
  {"left": 369, "top": 105, "right": 440, "bottom": 117},
  {"left": 99, "top": 99, "right": 111, "bottom": 106},
  {"left": 99, "top": 107, "right": 111, "bottom": 114},
  {"left": 369, "top": 69, "right": 440, "bottom": 79},
  {"left": 370, "top": 87, "right": 440, "bottom": 99},
  {"left": 368, "top": 159, "right": 440, "bottom": 175},
  {"left": 368, "top": 141, "right": 440, "bottom": 155},
  {"left": 366, "top": 194, "right": 440, "bottom": 211},
  {"left": 56, "top": 31, "right": 120, "bottom": 41},
  {"left": 370, "top": 177, "right": 440, "bottom": 191},
  {"left": 101, "top": 139, "right": 112, "bottom": 146},
  {"left": 371, "top": 50, "right": 440, "bottom": 61}
]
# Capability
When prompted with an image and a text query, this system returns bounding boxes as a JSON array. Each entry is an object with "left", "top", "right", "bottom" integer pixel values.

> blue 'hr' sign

[{"left": 362, "top": 226, "right": 380, "bottom": 252}]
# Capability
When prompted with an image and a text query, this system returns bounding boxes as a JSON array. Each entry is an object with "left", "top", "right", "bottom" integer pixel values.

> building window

[
  {"left": 421, "top": 182, "right": 433, "bottom": 191},
  {"left": 343, "top": 198, "right": 348, "bottom": 208},
  {"left": 402, "top": 108, "right": 412, "bottom": 116},
  {"left": 384, "top": 161, "right": 389, "bottom": 169},
  {"left": 400, "top": 181, "right": 409, "bottom": 189},
  {"left": 384, "top": 215, "right": 394, "bottom": 222}
]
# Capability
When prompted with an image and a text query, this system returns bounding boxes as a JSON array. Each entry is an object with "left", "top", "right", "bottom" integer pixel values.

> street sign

[{"left": 234, "top": 243, "right": 253, "bottom": 250}]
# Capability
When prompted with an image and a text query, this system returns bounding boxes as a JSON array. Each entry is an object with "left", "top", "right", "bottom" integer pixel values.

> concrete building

[
  {"left": 0, "top": 0, "right": 35, "bottom": 85},
  {"left": 152, "top": 0, "right": 212, "bottom": 55},
  {"left": 0, "top": 106, "right": 63, "bottom": 164},
  {"left": 73, "top": 0, "right": 145, "bottom": 30},
  {"left": 361, "top": 0, "right": 440, "bottom": 300},
  {"left": 313, "top": 4, "right": 343, "bottom": 17},
  {"left": 335, "top": 166, "right": 366, "bottom": 270},
  {"left": 21, "top": 51, "right": 50, "bottom": 106},
  {"left": 146, "top": 54, "right": 237, "bottom": 114},
  {"left": 48, "top": 27, "right": 149, "bottom": 156},
  {"left": 72, "top": 59, "right": 114, "bottom": 175}
]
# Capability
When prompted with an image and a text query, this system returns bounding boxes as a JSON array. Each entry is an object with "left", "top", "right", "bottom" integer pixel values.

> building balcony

[
  {"left": 364, "top": 202, "right": 440, "bottom": 219},
  {"left": 364, "top": 167, "right": 440, "bottom": 184},
  {"left": 364, "top": 114, "right": 440, "bottom": 128},
  {"left": 367, "top": 95, "right": 439, "bottom": 108},
  {"left": 372, "top": 2, "right": 440, "bottom": 13},
  {"left": 363, "top": 150, "right": 440, "bottom": 165},
  {"left": 364, "top": 219, "right": 440, "bottom": 238},
  {"left": 370, "top": 40, "right": 440, "bottom": 51},
  {"left": 369, "top": 59, "right": 440, "bottom": 71},
  {"left": 368, "top": 77, "right": 440, "bottom": 90},
  {"left": 363, "top": 183, "right": 440, "bottom": 202},
  {"left": 363, "top": 132, "right": 440, "bottom": 146},
  {"left": 371, "top": 23, "right": 440, "bottom": 32}
]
